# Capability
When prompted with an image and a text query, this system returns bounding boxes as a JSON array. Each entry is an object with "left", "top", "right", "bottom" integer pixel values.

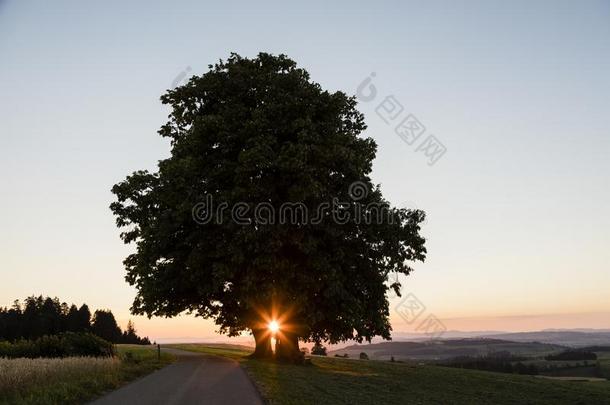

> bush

[
  {"left": 359, "top": 352, "right": 369, "bottom": 360},
  {"left": 443, "top": 354, "right": 538, "bottom": 375},
  {"left": 0, "top": 332, "right": 114, "bottom": 358},
  {"left": 545, "top": 350, "right": 597, "bottom": 361},
  {"left": 311, "top": 343, "right": 327, "bottom": 356}
]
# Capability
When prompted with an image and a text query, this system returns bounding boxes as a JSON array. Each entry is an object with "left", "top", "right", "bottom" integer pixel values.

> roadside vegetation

[
  {"left": 0, "top": 332, "right": 113, "bottom": 359},
  {"left": 172, "top": 344, "right": 610, "bottom": 405},
  {"left": 0, "top": 345, "right": 173, "bottom": 405}
]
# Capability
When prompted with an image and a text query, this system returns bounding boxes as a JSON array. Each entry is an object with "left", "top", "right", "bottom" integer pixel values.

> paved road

[{"left": 91, "top": 348, "right": 263, "bottom": 405}]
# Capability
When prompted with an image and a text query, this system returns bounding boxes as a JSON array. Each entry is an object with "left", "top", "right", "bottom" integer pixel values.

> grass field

[
  {"left": 0, "top": 345, "right": 174, "bottom": 405},
  {"left": 330, "top": 339, "right": 564, "bottom": 361},
  {"left": 598, "top": 352, "right": 610, "bottom": 379},
  {"left": 172, "top": 344, "right": 610, "bottom": 405}
]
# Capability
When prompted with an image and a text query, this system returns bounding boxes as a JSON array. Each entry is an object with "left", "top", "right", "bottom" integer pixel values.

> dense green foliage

[
  {"left": 0, "top": 332, "right": 114, "bottom": 358},
  {"left": 0, "top": 295, "right": 150, "bottom": 345},
  {"left": 110, "top": 53, "right": 426, "bottom": 352}
]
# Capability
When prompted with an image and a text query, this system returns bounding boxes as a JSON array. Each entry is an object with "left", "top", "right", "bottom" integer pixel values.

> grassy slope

[
  {"left": 0, "top": 345, "right": 174, "bottom": 405},
  {"left": 598, "top": 352, "right": 610, "bottom": 379},
  {"left": 172, "top": 344, "right": 610, "bottom": 405},
  {"left": 330, "top": 340, "right": 564, "bottom": 361}
]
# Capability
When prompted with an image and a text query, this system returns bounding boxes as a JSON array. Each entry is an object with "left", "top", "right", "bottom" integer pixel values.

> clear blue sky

[{"left": 1, "top": 0, "right": 609, "bottom": 339}]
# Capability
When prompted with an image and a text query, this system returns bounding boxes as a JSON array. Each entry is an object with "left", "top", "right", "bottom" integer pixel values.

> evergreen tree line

[{"left": 0, "top": 295, "right": 151, "bottom": 345}]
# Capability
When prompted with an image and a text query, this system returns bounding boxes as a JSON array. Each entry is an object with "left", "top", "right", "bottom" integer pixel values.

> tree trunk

[
  {"left": 275, "top": 331, "right": 303, "bottom": 364},
  {"left": 250, "top": 328, "right": 273, "bottom": 359}
]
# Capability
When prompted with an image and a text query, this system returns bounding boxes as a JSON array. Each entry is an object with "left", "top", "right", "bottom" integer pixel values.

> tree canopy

[{"left": 110, "top": 53, "right": 426, "bottom": 360}]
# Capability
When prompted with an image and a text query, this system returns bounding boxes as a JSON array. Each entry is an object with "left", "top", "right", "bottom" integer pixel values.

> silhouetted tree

[
  {"left": 91, "top": 310, "right": 122, "bottom": 343},
  {"left": 120, "top": 319, "right": 150, "bottom": 344},
  {"left": 0, "top": 301, "right": 23, "bottom": 341},
  {"left": 110, "top": 53, "right": 427, "bottom": 362},
  {"left": 311, "top": 343, "right": 327, "bottom": 356},
  {"left": 41, "top": 297, "right": 62, "bottom": 336},
  {"left": 66, "top": 304, "right": 80, "bottom": 331},
  {"left": 76, "top": 304, "right": 92, "bottom": 332}
]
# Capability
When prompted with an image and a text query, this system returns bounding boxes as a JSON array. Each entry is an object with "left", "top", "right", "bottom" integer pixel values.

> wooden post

[{"left": 157, "top": 344, "right": 161, "bottom": 362}]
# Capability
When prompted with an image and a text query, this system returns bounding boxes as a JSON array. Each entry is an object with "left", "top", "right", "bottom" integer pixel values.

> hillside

[{"left": 328, "top": 338, "right": 565, "bottom": 361}]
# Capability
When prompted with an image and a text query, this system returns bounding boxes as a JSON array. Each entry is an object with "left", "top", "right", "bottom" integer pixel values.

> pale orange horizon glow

[{"left": 108, "top": 309, "right": 610, "bottom": 344}]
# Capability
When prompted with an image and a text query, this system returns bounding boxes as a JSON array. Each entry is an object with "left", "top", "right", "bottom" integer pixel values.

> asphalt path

[{"left": 90, "top": 348, "right": 264, "bottom": 405}]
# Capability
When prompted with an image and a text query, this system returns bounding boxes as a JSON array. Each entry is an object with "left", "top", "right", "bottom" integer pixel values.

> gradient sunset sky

[{"left": 1, "top": 0, "right": 609, "bottom": 342}]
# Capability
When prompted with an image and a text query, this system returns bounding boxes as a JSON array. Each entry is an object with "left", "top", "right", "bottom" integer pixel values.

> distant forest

[{"left": 0, "top": 295, "right": 151, "bottom": 344}]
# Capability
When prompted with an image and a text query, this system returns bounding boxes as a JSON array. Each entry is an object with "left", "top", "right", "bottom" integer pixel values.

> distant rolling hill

[
  {"left": 484, "top": 331, "right": 610, "bottom": 347},
  {"left": 328, "top": 338, "right": 565, "bottom": 361}
]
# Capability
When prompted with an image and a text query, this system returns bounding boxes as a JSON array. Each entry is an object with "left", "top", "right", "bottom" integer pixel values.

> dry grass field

[{"left": 0, "top": 345, "right": 173, "bottom": 404}]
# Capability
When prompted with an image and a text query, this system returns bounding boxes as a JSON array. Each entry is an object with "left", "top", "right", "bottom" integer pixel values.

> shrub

[
  {"left": 0, "top": 332, "right": 113, "bottom": 358},
  {"left": 545, "top": 350, "right": 597, "bottom": 361},
  {"left": 311, "top": 343, "right": 327, "bottom": 356},
  {"left": 359, "top": 352, "right": 369, "bottom": 360}
]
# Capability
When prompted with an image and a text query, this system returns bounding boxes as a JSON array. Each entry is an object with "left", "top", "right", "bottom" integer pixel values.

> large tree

[{"left": 110, "top": 53, "right": 426, "bottom": 361}]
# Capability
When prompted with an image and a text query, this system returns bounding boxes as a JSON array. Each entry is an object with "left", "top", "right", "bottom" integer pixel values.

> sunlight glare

[{"left": 268, "top": 320, "right": 280, "bottom": 333}]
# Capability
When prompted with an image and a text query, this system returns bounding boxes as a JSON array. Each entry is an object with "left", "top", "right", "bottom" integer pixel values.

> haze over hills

[
  {"left": 483, "top": 331, "right": 610, "bottom": 347},
  {"left": 326, "top": 329, "right": 610, "bottom": 360},
  {"left": 390, "top": 329, "right": 610, "bottom": 347}
]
